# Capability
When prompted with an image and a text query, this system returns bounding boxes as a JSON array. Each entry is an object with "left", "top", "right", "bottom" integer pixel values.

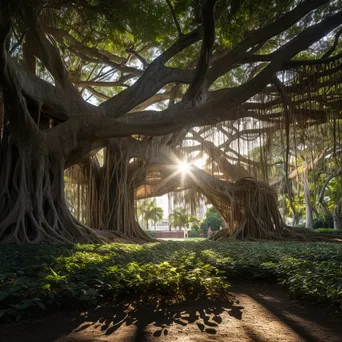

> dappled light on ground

[
  {"left": 1, "top": 283, "right": 341, "bottom": 342},
  {"left": 1, "top": 241, "right": 342, "bottom": 323}
]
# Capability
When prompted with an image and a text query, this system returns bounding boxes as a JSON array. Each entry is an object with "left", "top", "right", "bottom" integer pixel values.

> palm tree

[
  {"left": 148, "top": 206, "right": 164, "bottom": 231},
  {"left": 136, "top": 200, "right": 148, "bottom": 228},
  {"left": 169, "top": 207, "right": 198, "bottom": 231},
  {"left": 136, "top": 199, "right": 163, "bottom": 230}
]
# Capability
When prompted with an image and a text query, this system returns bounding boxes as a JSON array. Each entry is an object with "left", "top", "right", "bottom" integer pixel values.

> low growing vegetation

[
  {"left": 315, "top": 228, "right": 342, "bottom": 235},
  {"left": 1, "top": 241, "right": 342, "bottom": 322}
]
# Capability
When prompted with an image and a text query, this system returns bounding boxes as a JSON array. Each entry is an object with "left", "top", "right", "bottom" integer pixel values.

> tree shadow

[
  {"left": 75, "top": 298, "right": 243, "bottom": 342},
  {"left": 2, "top": 283, "right": 342, "bottom": 342},
  {"left": 0, "top": 298, "right": 243, "bottom": 342},
  {"left": 237, "top": 283, "right": 342, "bottom": 342}
]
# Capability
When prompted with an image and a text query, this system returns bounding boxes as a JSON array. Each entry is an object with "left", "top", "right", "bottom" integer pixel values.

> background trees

[
  {"left": 169, "top": 207, "right": 198, "bottom": 231},
  {"left": 200, "top": 207, "right": 225, "bottom": 233},
  {"left": 137, "top": 199, "right": 163, "bottom": 230}
]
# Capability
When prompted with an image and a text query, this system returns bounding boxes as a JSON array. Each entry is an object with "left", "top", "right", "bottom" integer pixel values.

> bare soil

[{"left": 1, "top": 282, "right": 341, "bottom": 342}]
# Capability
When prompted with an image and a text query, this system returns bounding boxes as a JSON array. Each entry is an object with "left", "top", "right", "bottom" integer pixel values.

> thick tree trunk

[
  {"left": 0, "top": 17, "right": 105, "bottom": 244},
  {"left": 0, "top": 139, "right": 103, "bottom": 244},
  {"left": 87, "top": 146, "right": 153, "bottom": 242}
]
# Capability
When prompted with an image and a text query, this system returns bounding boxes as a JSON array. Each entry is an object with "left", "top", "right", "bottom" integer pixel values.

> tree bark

[
  {"left": 87, "top": 144, "right": 153, "bottom": 242},
  {"left": 0, "top": 134, "right": 103, "bottom": 244},
  {"left": 0, "top": 13, "right": 105, "bottom": 244}
]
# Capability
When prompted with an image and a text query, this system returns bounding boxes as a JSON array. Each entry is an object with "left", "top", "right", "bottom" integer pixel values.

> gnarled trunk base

[
  {"left": 0, "top": 144, "right": 105, "bottom": 244},
  {"left": 86, "top": 147, "right": 154, "bottom": 243},
  {"left": 206, "top": 178, "right": 341, "bottom": 242},
  {"left": 208, "top": 178, "right": 285, "bottom": 240}
]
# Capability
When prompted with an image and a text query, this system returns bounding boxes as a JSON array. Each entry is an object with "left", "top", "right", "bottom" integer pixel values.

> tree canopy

[{"left": 0, "top": 0, "right": 342, "bottom": 243}]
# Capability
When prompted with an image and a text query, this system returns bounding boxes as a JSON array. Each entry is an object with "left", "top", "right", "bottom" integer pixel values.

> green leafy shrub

[
  {"left": 315, "top": 228, "right": 342, "bottom": 235},
  {"left": 105, "top": 257, "right": 229, "bottom": 303},
  {"left": 200, "top": 207, "right": 224, "bottom": 233},
  {"left": 188, "top": 230, "right": 203, "bottom": 237},
  {"left": 0, "top": 244, "right": 230, "bottom": 322},
  {"left": 1, "top": 241, "right": 342, "bottom": 322},
  {"left": 275, "top": 257, "right": 342, "bottom": 306},
  {"left": 313, "top": 217, "right": 333, "bottom": 228}
]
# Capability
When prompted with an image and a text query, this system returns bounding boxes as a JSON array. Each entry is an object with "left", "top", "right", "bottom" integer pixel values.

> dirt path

[{"left": 1, "top": 283, "right": 341, "bottom": 342}]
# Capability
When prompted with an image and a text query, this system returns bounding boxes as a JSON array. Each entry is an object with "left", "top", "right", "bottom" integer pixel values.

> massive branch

[{"left": 4, "top": 1, "right": 342, "bottom": 167}]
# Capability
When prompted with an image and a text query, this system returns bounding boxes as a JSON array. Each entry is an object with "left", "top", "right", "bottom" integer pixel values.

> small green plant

[
  {"left": 1, "top": 241, "right": 342, "bottom": 322},
  {"left": 0, "top": 243, "right": 230, "bottom": 322},
  {"left": 105, "top": 257, "right": 230, "bottom": 303}
]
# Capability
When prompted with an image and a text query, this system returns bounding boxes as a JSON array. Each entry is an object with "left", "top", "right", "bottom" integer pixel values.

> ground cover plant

[
  {"left": 315, "top": 228, "right": 342, "bottom": 235},
  {"left": 0, "top": 241, "right": 342, "bottom": 322}
]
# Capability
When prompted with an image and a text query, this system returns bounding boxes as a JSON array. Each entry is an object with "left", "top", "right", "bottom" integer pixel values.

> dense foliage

[
  {"left": 169, "top": 207, "right": 199, "bottom": 230},
  {"left": 136, "top": 199, "right": 164, "bottom": 230},
  {"left": 0, "top": 242, "right": 230, "bottom": 322},
  {"left": 200, "top": 206, "right": 225, "bottom": 233},
  {"left": 1, "top": 241, "right": 341, "bottom": 322}
]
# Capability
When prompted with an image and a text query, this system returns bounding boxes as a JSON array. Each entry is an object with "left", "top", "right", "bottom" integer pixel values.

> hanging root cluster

[
  {"left": 184, "top": 59, "right": 342, "bottom": 242},
  {"left": 200, "top": 178, "right": 338, "bottom": 242},
  {"left": 203, "top": 178, "right": 283, "bottom": 240},
  {"left": 65, "top": 143, "right": 154, "bottom": 243},
  {"left": 0, "top": 143, "right": 106, "bottom": 244}
]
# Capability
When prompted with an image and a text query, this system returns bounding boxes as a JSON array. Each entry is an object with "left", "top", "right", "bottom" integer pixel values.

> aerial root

[
  {"left": 0, "top": 149, "right": 107, "bottom": 244},
  {"left": 207, "top": 178, "right": 342, "bottom": 242}
]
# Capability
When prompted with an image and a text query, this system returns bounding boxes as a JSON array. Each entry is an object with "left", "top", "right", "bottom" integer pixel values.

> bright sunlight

[{"left": 178, "top": 161, "right": 190, "bottom": 173}]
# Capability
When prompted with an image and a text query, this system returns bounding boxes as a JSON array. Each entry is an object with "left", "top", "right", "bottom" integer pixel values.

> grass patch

[{"left": 1, "top": 241, "right": 342, "bottom": 322}]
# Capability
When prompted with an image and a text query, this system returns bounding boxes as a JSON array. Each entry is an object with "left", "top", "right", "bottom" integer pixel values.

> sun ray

[{"left": 179, "top": 161, "right": 190, "bottom": 173}]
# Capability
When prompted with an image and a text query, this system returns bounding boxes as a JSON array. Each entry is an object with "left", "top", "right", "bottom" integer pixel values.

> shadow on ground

[
  {"left": 0, "top": 298, "right": 242, "bottom": 342},
  {"left": 235, "top": 283, "right": 342, "bottom": 342},
  {"left": 79, "top": 298, "right": 242, "bottom": 341},
  {"left": 1, "top": 283, "right": 342, "bottom": 342}
]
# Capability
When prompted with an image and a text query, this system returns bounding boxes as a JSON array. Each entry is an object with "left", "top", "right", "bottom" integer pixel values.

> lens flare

[{"left": 179, "top": 161, "right": 190, "bottom": 173}]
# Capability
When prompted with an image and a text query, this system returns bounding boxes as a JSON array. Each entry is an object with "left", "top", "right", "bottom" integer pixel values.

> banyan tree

[{"left": 0, "top": 0, "right": 342, "bottom": 244}]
